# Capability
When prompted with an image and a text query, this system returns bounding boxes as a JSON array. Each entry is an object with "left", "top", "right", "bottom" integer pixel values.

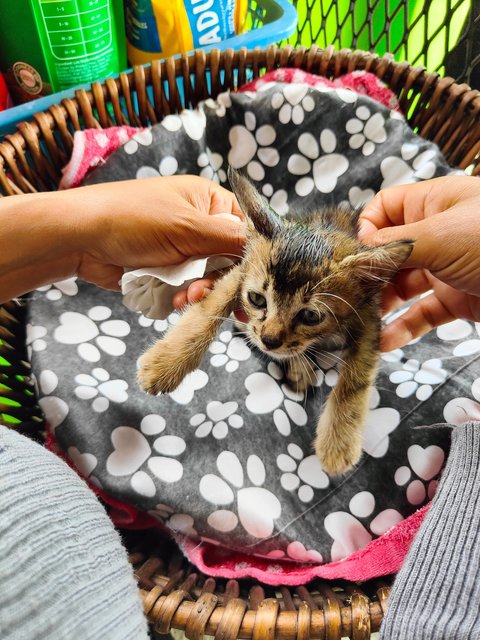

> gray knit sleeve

[
  {"left": 380, "top": 421, "right": 480, "bottom": 639},
  {"left": 0, "top": 426, "right": 149, "bottom": 640}
]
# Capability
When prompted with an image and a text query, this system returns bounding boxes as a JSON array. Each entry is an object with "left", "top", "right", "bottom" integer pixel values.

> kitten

[{"left": 138, "top": 169, "right": 413, "bottom": 476}]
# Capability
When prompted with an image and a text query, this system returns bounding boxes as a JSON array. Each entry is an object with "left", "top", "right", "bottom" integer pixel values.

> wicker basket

[{"left": 1, "top": 45, "right": 480, "bottom": 639}]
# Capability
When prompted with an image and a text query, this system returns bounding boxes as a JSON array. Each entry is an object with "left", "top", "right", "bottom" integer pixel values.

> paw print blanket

[{"left": 27, "top": 70, "right": 479, "bottom": 585}]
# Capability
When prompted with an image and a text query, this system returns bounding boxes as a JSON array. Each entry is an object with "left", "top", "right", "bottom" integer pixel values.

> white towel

[{"left": 121, "top": 213, "right": 240, "bottom": 319}]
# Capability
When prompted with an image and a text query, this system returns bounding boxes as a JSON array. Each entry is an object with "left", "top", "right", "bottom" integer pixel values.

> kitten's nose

[{"left": 261, "top": 335, "right": 283, "bottom": 350}]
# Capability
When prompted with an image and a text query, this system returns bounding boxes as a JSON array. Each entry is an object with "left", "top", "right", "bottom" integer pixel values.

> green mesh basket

[{"left": 283, "top": 0, "right": 479, "bottom": 87}]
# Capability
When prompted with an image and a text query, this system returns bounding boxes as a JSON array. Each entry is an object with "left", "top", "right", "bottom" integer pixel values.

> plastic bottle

[
  {"left": 125, "top": 0, "right": 248, "bottom": 65},
  {"left": 0, "top": 0, "right": 127, "bottom": 104}
]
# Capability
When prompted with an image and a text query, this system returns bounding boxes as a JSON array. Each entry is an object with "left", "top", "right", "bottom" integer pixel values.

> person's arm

[
  {"left": 357, "top": 175, "right": 480, "bottom": 351},
  {"left": 0, "top": 177, "right": 245, "bottom": 304},
  {"left": 0, "top": 190, "right": 85, "bottom": 302}
]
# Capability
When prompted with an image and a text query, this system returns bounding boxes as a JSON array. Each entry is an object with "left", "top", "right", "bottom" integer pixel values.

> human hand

[
  {"left": 358, "top": 175, "right": 480, "bottom": 351},
  {"left": 77, "top": 176, "right": 245, "bottom": 305}
]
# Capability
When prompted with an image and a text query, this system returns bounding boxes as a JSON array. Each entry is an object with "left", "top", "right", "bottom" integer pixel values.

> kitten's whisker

[
  {"left": 308, "top": 348, "right": 352, "bottom": 374},
  {"left": 318, "top": 292, "right": 364, "bottom": 325},
  {"left": 311, "top": 300, "right": 342, "bottom": 330},
  {"left": 308, "top": 347, "right": 348, "bottom": 367},
  {"left": 309, "top": 273, "right": 334, "bottom": 292},
  {"left": 206, "top": 314, "right": 249, "bottom": 330},
  {"left": 298, "top": 354, "right": 313, "bottom": 407}
]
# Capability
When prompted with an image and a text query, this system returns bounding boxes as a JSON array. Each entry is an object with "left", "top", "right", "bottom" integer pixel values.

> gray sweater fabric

[
  {"left": 0, "top": 426, "right": 149, "bottom": 640},
  {"left": 380, "top": 421, "right": 480, "bottom": 639}
]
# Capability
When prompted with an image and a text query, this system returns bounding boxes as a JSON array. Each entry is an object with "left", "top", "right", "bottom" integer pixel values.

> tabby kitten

[{"left": 138, "top": 169, "right": 413, "bottom": 475}]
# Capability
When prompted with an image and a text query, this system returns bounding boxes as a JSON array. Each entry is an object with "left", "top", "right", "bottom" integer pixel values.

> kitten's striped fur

[{"left": 138, "top": 169, "right": 413, "bottom": 475}]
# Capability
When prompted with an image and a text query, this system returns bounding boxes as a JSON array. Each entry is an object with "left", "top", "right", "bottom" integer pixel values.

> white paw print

[
  {"left": 36, "top": 369, "right": 69, "bottom": 430},
  {"left": 124, "top": 129, "right": 153, "bottom": 155},
  {"left": 310, "top": 351, "right": 342, "bottom": 386},
  {"left": 347, "top": 185, "right": 375, "bottom": 209},
  {"left": 394, "top": 444, "right": 445, "bottom": 505},
  {"left": 138, "top": 311, "right": 180, "bottom": 333},
  {"left": 165, "top": 513, "right": 197, "bottom": 536},
  {"left": 160, "top": 109, "right": 207, "bottom": 140},
  {"left": 346, "top": 106, "right": 387, "bottom": 156},
  {"left": 148, "top": 502, "right": 175, "bottom": 522},
  {"left": 362, "top": 386, "right": 401, "bottom": 458},
  {"left": 53, "top": 306, "right": 131, "bottom": 362},
  {"left": 443, "top": 376, "right": 480, "bottom": 425},
  {"left": 150, "top": 508, "right": 197, "bottom": 537},
  {"left": 204, "top": 92, "right": 232, "bottom": 117},
  {"left": 271, "top": 84, "right": 316, "bottom": 125},
  {"left": 244, "top": 363, "right": 308, "bottom": 437},
  {"left": 288, "top": 129, "right": 349, "bottom": 196},
  {"left": 265, "top": 540, "right": 323, "bottom": 563},
  {"left": 74, "top": 367, "right": 128, "bottom": 412},
  {"left": 168, "top": 369, "right": 209, "bottom": 405},
  {"left": 136, "top": 155, "right": 178, "bottom": 180},
  {"left": 197, "top": 147, "right": 226, "bottom": 183},
  {"left": 228, "top": 111, "right": 280, "bottom": 181},
  {"left": 209, "top": 330, "right": 251, "bottom": 372},
  {"left": 37, "top": 277, "right": 78, "bottom": 301},
  {"left": 389, "top": 358, "right": 448, "bottom": 400},
  {"left": 107, "top": 415, "right": 185, "bottom": 488},
  {"left": 436, "top": 319, "right": 480, "bottom": 357},
  {"left": 200, "top": 451, "right": 281, "bottom": 538},
  {"left": 26, "top": 323, "right": 48, "bottom": 353},
  {"left": 325, "top": 491, "right": 404, "bottom": 561},
  {"left": 190, "top": 400, "right": 243, "bottom": 439},
  {"left": 277, "top": 442, "right": 330, "bottom": 503},
  {"left": 380, "top": 143, "right": 438, "bottom": 188},
  {"left": 262, "top": 183, "right": 289, "bottom": 216},
  {"left": 67, "top": 446, "right": 97, "bottom": 478}
]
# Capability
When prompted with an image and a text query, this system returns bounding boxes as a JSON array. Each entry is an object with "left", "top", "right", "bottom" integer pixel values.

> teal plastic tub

[{"left": 0, "top": 0, "right": 297, "bottom": 138}]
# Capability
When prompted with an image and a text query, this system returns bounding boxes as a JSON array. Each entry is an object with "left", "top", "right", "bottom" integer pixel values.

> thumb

[{"left": 358, "top": 218, "right": 430, "bottom": 270}]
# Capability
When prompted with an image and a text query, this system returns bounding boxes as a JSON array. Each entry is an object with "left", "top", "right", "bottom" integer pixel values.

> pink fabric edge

[
  {"left": 59, "top": 126, "right": 140, "bottom": 190},
  {"left": 46, "top": 427, "right": 428, "bottom": 584},
  {"left": 239, "top": 68, "right": 401, "bottom": 113},
  {"left": 173, "top": 504, "right": 428, "bottom": 585}
]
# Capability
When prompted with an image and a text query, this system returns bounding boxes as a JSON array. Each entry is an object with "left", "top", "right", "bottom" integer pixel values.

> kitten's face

[
  {"left": 239, "top": 228, "right": 368, "bottom": 359},
  {"left": 228, "top": 167, "right": 413, "bottom": 360}
]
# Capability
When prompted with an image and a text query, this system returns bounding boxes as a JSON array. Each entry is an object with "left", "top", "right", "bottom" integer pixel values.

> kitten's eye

[
  {"left": 298, "top": 308, "right": 323, "bottom": 325},
  {"left": 248, "top": 291, "right": 267, "bottom": 309}
]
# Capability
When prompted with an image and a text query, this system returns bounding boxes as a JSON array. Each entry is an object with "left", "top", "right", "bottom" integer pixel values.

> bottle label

[
  {"left": 31, "top": 0, "right": 123, "bottom": 90},
  {"left": 12, "top": 61, "right": 43, "bottom": 96}
]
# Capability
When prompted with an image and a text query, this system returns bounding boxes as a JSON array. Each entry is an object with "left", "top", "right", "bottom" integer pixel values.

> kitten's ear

[
  {"left": 228, "top": 167, "right": 282, "bottom": 238},
  {"left": 341, "top": 240, "right": 414, "bottom": 285}
]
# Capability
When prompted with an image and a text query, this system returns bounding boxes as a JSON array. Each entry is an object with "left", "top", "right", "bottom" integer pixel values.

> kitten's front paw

[
  {"left": 314, "top": 408, "right": 362, "bottom": 476},
  {"left": 137, "top": 342, "right": 188, "bottom": 395},
  {"left": 314, "top": 432, "right": 362, "bottom": 476},
  {"left": 285, "top": 358, "right": 317, "bottom": 393}
]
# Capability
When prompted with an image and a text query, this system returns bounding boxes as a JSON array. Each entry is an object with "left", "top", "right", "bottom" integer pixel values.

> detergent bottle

[{"left": 0, "top": 0, "right": 127, "bottom": 104}]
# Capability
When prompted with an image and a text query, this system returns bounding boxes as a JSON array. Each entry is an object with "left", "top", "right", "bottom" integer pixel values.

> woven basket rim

[{"left": 0, "top": 45, "right": 479, "bottom": 197}]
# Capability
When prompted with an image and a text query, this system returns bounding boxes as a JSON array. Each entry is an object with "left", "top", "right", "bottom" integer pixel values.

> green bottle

[{"left": 0, "top": 0, "right": 126, "bottom": 104}]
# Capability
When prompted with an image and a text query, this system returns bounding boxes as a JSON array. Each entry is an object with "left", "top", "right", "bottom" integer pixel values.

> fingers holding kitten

[{"left": 172, "top": 278, "right": 215, "bottom": 308}]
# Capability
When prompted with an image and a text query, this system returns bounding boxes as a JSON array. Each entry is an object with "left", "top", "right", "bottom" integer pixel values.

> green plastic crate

[{"left": 284, "top": 0, "right": 479, "bottom": 88}]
